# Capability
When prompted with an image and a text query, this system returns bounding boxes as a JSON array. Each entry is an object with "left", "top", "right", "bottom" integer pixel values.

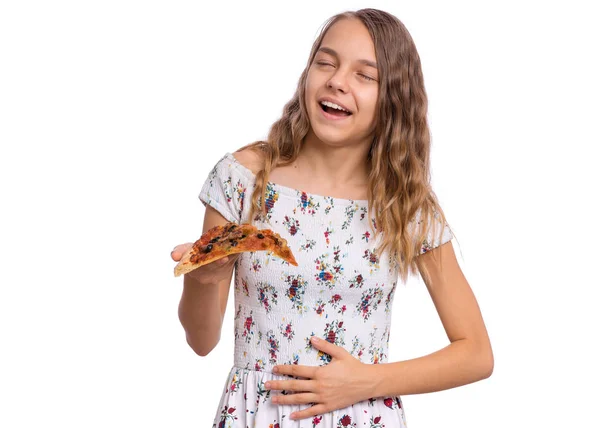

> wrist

[{"left": 362, "top": 362, "right": 383, "bottom": 399}]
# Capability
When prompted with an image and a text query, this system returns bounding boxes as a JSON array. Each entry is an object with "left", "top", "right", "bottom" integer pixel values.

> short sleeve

[
  {"left": 198, "top": 154, "right": 252, "bottom": 224},
  {"left": 414, "top": 208, "right": 454, "bottom": 255}
]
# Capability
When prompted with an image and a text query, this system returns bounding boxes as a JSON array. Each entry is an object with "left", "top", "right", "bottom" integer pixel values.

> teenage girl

[{"left": 172, "top": 8, "right": 493, "bottom": 427}]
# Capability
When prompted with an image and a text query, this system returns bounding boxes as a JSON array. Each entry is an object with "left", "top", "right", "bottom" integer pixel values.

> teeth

[{"left": 321, "top": 100, "right": 350, "bottom": 113}]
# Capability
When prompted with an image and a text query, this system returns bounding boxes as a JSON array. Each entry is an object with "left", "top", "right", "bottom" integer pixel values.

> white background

[{"left": 1, "top": 0, "right": 599, "bottom": 426}]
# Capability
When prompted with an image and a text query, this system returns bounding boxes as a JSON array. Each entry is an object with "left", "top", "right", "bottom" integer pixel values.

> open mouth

[{"left": 320, "top": 102, "right": 352, "bottom": 117}]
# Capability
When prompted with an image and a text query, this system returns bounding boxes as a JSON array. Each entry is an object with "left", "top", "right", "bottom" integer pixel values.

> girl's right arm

[{"left": 173, "top": 205, "right": 239, "bottom": 356}]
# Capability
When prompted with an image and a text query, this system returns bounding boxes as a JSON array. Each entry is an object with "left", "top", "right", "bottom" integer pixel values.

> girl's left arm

[{"left": 371, "top": 241, "right": 494, "bottom": 397}]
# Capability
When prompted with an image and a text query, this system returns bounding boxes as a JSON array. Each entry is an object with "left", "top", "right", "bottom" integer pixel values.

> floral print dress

[{"left": 198, "top": 153, "right": 453, "bottom": 428}]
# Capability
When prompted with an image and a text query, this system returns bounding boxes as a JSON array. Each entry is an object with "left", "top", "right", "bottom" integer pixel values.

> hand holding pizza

[{"left": 171, "top": 243, "right": 239, "bottom": 285}]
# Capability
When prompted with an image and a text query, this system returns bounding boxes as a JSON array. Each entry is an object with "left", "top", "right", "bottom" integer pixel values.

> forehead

[{"left": 319, "top": 18, "right": 376, "bottom": 61}]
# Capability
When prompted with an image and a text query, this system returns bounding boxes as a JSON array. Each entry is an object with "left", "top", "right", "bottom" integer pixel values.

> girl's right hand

[{"left": 171, "top": 243, "right": 239, "bottom": 285}]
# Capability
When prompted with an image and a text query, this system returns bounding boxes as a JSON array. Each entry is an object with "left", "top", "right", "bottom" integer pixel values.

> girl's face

[{"left": 305, "top": 18, "right": 379, "bottom": 149}]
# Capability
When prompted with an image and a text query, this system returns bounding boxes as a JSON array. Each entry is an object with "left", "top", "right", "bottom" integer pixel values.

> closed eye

[{"left": 359, "top": 73, "right": 377, "bottom": 82}]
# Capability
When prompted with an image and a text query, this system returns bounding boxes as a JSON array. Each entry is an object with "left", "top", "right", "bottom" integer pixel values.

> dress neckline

[{"left": 225, "top": 152, "right": 369, "bottom": 206}]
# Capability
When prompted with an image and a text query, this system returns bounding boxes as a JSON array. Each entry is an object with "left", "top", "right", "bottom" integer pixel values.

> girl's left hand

[{"left": 264, "top": 336, "right": 377, "bottom": 421}]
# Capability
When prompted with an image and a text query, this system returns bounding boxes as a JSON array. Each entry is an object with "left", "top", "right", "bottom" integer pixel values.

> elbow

[
  {"left": 186, "top": 333, "right": 220, "bottom": 357},
  {"left": 478, "top": 346, "right": 494, "bottom": 379},
  {"left": 484, "top": 356, "right": 494, "bottom": 378}
]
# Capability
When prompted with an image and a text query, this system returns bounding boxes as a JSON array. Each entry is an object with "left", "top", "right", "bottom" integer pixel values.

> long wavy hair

[{"left": 239, "top": 8, "right": 453, "bottom": 284}]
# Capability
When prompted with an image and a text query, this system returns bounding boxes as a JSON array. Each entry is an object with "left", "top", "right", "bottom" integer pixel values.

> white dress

[{"left": 199, "top": 153, "right": 453, "bottom": 428}]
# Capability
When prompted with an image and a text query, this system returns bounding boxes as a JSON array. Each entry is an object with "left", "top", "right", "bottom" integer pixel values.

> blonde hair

[{"left": 240, "top": 8, "right": 453, "bottom": 284}]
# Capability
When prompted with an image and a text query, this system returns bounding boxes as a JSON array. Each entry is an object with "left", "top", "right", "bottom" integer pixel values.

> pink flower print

[
  {"left": 254, "top": 359, "right": 265, "bottom": 371},
  {"left": 251, "top": 257, "right": 261, "bottom": 272},
  {"left": 297, "top": 191, "right": 320, "bottom": 215},
  {"left": 333, "top": 245, "right": 341, "bottom": 264},
  {"left": 242, "top": 312, "right": 255, "bottom": 343},
  {"left": 359, "top": 206, "right": 368, "bottom": 221},
  {"left": 319, "top": 320, "right": 346, "bottom": 363},
  {"left": 351, "top": 336, "right": 366, "bottom": 360},
  {"left": 363, "top": 249, "right": 380, "bottom": 273},
  {"left": 324, "top": 227, "right": 333, "bottom": 246},
  {"left": 216, "top": 405, "right": 238, "bottom": 428},
  {"left": 421, "top": 239, "right": 433, "bottom": 254},
  {"left": 362, "top": 231, "right": 370, "bottom": 243},
  {"left": 384, "top": 397, "right": 393, "bottom": 408},
  {"left": 242, "top": 278, "right": 249, "bottom": 297},
  {"left": 229, "top": 369, "right": 242, "bottom": 394},
  {"left": 338, "top": 304, "right": 347, "bottom": 315},
  {"left": 266, "top": 330, "right": 280, "bottom": 363},
  {"left": 314, "top": 298, "right": 326, "bottom": 316},
  {"left": 356, "top": 287, "right": 384, "bottom": 321},
  {"left": 349, "top": 272, "right": 364, "bottom": 288},
  {"left": 370, "top": 415, "right": 383, "bottom": 428},
  {"left": 312, "top": 415, "right": 323, "bottom": 427},
  {"left": 264, "top": 183, "right": 279, "bottom": 216},
  {"left": 281, "top": 321, "right": 295, "bottom": 341},
  {"left": 256, "top": 282, "right": 278, "bottom": 313},
  {"left": 327, "top": 330, "right": 335, "bottom": 343},
  {"left": 315, "top": 252, "right": 343, "bottom": 289},
  {"left": 284, "top": 274, "right": 308, "bottom": 313},
  {"left": 337, "top": 414, "right": 357, "bottom": 427},
  {"left": 329, "top": 294, "right": 342, "bottom": 309},
  {"left": 283, "top": 216, "right": 300, "bottom": 236},
  {"left": 299, "top": 238, "right": 316, "bottom": 252}
]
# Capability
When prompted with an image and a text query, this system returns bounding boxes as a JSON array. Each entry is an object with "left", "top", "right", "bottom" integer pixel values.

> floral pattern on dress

[{"left": 200, "top": 153, "right": 453, "bottom": 428}]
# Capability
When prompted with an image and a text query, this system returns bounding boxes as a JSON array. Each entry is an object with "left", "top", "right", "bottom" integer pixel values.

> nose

[{"left": 327, "top": 69, "right": 349, "bottom": 93}]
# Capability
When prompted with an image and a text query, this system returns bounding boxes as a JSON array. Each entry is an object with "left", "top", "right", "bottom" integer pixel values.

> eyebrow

[{"left": 317, "top": 46, "right": 378, "bottom": 69}]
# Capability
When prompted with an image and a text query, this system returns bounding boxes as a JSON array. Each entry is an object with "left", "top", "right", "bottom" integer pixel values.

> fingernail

[
  {"left": 311, "top": 336, "right": 319, "bottom": 343},
  {"left": 272, "top": 366, "right": 279, "bottom": 373}
]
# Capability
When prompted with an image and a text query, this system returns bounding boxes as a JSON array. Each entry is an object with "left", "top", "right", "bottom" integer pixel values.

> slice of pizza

[{"left": 174, "top": 222, "right": 298, "bottom": 277}]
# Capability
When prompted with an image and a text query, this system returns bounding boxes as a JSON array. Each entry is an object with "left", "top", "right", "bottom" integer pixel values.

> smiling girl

[{"left": 173, "top": 8, "right": 493, "bottom": 427}]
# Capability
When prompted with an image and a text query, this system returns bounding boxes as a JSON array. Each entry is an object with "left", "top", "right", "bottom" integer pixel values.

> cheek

[
  {"left": 304, "top": 76, "right": 317, "bottom": 111},
  {"left": 358, "top": 92, "right": 379, "bottom": 123}
]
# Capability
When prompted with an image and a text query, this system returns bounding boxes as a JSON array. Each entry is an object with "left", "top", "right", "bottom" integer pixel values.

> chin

[{"left": 311, "top": 128, "right": 353, "bottom": 147}]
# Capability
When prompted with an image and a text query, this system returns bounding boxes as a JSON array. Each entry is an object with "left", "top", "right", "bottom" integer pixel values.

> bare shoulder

[{"left": 232, "top": 146, "right": 265, "bottom": 175}]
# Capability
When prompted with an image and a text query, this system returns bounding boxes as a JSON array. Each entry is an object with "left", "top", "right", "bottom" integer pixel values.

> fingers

[{"left": 171, "top": 243, "right": 193, "bottom": 261}]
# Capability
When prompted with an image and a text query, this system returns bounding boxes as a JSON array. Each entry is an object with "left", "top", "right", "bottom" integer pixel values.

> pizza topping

[{"left": 174, "top": 221, "right": 299, "bottom": 277}]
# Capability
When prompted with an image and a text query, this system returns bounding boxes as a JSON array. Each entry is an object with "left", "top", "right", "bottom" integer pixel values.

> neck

[{"left": 298, "top": 131, "right": 371, "bottom": 187}]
